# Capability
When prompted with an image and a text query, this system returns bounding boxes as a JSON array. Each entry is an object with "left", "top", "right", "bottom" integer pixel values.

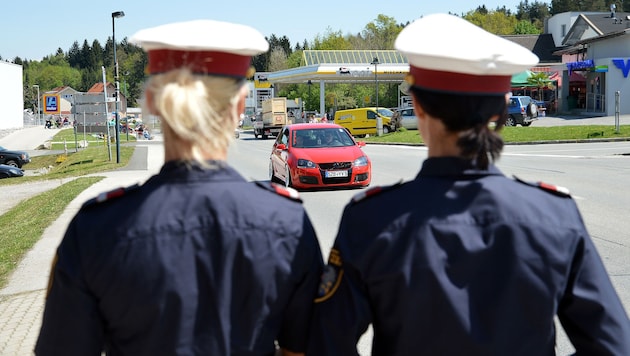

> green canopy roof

[{"left": 511, "top": 70, "right": 538, "bottom": 87}]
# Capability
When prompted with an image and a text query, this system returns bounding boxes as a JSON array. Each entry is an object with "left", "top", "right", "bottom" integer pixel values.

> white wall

[
  {"left": 0, "top": 61, "right": 23, "bottom": 130},
  {"left": 588, "top": 35, "right": 630, "bottom": 115}
]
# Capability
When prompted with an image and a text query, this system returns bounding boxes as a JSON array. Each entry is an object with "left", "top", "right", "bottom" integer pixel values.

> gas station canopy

[{"left": 266, "top": 50, "right": 410, "bottom": 84}]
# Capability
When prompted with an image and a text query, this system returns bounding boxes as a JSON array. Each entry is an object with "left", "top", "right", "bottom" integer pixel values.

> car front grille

[{"left": 319, "top": 162, "right": 352, "bottom": 170}]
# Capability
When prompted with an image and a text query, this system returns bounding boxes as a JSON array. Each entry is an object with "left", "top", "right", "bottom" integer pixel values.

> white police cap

[
  {"left": 130, "top": 19, "right": 269, "bottom": 78},
  {"left": 395, "top": 13, "right": 539, "bottom": 95}
]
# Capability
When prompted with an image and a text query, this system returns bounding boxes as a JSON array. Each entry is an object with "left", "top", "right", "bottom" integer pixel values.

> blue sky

[{"left": 1, "top": 0, "right": 526, "bottom": 61}]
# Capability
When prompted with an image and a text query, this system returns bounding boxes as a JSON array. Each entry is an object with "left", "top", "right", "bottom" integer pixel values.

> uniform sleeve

[
  {"left": 35, "top": 216, "right": 105, "bottom": 355},
  {"left": 277, "top": 213, "right": 325, "bottom": 353},
  {"left": 307, "top": 208, "right": 373, "bottom": 356},
  {"left": 558, "top": 230, "right": 630, "bottom": 354}
]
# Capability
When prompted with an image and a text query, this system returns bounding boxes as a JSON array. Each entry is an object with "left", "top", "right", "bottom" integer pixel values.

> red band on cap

[
  {"left": 148, "top": 49, "right": 251, "bottom": 77},
  {"left": 409, "top": 67, "right": 511, "bottom": 95}
]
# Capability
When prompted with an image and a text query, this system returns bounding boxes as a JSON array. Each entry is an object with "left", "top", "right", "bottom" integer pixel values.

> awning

[{"left": 511, "top": 70, "right": 536, "bottom": 87}]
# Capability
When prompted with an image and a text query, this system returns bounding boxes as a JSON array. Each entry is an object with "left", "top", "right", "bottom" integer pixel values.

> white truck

[{"left": 253, "top": 97, "right": 290, "bottom": 139}]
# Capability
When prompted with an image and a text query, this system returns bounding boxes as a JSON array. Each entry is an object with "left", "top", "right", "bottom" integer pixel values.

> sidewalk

[{"left": 0, "top": 131, "right": 164, "bottom": 355}]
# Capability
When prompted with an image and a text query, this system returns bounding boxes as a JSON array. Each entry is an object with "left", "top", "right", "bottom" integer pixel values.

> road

[{"left": 229, "top": 130, "right": 630, "bottom": 355}]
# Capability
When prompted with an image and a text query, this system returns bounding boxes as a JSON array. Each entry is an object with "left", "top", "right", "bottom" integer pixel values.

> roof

[
  {"left": 501, "top": 34, "right": 562, "bottom": 64},
  {"left": 301, "top": 50, "right": 406, "bottom": 66},
  {"left": 563, "top": 12, "right": 630, "bottom": 45},
  {"left": 87, "top": 83, "right": 111, "bottom": 93}
]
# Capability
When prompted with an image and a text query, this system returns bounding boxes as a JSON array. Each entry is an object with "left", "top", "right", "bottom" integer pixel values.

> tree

[
  {"left": 361, "top": 14, "right": 402, "bottom": 49},
  {"left": 311, "top": 28, "right": 352, "bottom": 50},
  {"left": 268, "top": 47, "right": 289, "bottom": 73},
  {"left": 464, "top": 10, "right": 518, "bottom": 35},
  {"left": 514, "top": 19, "right": 541, "bottom": 34},
  {"left": 527, "top": 72, "right": 551, "bottom": 100}
]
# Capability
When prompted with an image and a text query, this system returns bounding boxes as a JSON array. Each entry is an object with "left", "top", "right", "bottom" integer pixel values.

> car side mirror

[
  {"left": 356, "top": 141, "right": 366, "bottom": 147},
  {"left": 276, "top": 143, "right": 287, "bottom": 150}
]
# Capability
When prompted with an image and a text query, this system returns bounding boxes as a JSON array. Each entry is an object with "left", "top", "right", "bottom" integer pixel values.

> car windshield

[
  {"left": 293, "top": 128, "right": 356, "bottom": 148},
  {"left": 377, "top": 108, "right": 394, "bottom": 117}
]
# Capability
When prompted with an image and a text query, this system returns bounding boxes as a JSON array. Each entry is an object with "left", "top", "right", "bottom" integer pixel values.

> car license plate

[{"left": 325, "top": 170, "right": 348, "bottom": 178}]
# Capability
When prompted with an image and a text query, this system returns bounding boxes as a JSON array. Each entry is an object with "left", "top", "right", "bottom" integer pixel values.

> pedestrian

[
  {"left": 307, "top": 13, "right": 630, "bottom": 355},
  {"left": 36, "top": 19, "right": 324, "bottom": 356}
]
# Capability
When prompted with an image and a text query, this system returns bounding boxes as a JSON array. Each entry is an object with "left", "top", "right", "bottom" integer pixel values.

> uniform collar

[
  {"left": 150, "top": 159, "right": 243, "bottom": 183},
  {"left": 417, "top": 157, "right": 504, "bottom": 178},
  {"left": 160, "top": 159, "right": 228, "bottom": 173}
]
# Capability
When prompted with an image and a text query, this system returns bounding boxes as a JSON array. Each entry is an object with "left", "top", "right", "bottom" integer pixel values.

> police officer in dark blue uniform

[
  {"left": 307, "top": 13, "right": 630, "bottom": 355},
  {"left": 36, "top": 20, "right": 323, "bottom": 356}
]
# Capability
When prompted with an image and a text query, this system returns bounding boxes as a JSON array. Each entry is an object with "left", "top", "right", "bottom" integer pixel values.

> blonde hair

[{"left": 144, "top": 68, "right": 244, "bottom": 165}]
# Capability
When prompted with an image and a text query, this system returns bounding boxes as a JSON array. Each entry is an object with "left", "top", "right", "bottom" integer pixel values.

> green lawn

[
  {"left": 363, "top": 125, "right": 630, "bottom": 144},
  {"left": 0, "top": 126, "right": 142, "bottom": 289}
]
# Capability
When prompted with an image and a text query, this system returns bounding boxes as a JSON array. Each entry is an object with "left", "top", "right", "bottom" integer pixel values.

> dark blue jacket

[
  {"left": 36, "top": 161, "right": 324, "bottom": 355},
  {"left": 308, "top": 157, "right": 630, "bottom": 356}
]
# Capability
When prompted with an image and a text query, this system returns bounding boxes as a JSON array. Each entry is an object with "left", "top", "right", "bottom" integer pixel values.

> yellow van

[{"left": 333, "top": 107, "right": 394, "bottom": 137}]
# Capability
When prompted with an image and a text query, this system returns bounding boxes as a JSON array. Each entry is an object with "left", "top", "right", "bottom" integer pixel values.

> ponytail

[{"left": 410, "top": 88, "right": 507, "bottom": 169}]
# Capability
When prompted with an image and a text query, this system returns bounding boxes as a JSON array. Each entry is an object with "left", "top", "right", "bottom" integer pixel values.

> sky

[{"left": 0, "top": 0, "right": 526, "bottom": 61}]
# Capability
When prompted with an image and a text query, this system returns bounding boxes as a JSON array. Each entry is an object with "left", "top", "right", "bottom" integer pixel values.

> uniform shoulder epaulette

[
  {"left": 82, "top": 183, "right": 141, "bottom": 208},
  {"left": 513, "top": 176, "right": 571, "bottom": 197},
  {"left": 350, "top": 180, "right": 403, "bottom": 205},
  {"left": 255, "top": 181, "right": 302, "bottom": 202}
]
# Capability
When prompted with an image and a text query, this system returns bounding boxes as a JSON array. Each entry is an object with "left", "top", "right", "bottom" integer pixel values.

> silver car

[{"left": 398, "top": 108, "right": 417, "bottom": 130}]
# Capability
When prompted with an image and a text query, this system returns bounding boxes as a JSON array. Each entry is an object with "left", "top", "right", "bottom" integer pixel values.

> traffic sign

[{"left": 43, "top": 94, "right": 61, "bottom": 114}]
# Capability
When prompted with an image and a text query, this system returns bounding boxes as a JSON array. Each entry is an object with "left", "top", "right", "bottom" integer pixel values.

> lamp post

[
  {"left": 307, "top": 80, "right": 312, "bottom": 112},
  {"left": 33, "top": 85, "right": 40, "bottom": 126},
  {"left": 112, "top": 10, "right": 125, "bottom": 163},
  {"left": 371, "top": 57, "right": 379, "bottom": 110}
]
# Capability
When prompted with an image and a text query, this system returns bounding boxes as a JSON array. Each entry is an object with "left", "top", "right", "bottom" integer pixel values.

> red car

[{"left": 269, "top": 123, "right": 371, "bottom": 189}]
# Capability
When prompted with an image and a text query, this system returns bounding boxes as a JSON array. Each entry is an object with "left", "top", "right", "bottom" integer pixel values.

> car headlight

[
  {"left": 353, "top": 156, "right": 369, "bottom": 167},
  {"left": 297, "top": 159, "right": 316, "bottom": 168}
]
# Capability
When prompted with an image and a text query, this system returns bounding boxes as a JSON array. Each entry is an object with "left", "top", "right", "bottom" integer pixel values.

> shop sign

[
  {"left": 567, "top": 59, "right": 595, "bottom": 74},
  {"left": 612, "top": 58, "right": 630, "bottom": 77}
]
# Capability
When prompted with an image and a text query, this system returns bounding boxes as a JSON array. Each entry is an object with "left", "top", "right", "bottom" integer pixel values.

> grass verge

[
  {"left": 0, "top": 127, "right": 137, "bottom": 289},
  {"left": 363, "top": 125, "right": 630, "bottom": 144},
  {"left": 0, "top": 176, "right": 104, "bottom": 289}
]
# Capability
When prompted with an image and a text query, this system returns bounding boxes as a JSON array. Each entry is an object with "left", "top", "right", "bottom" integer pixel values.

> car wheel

[
  {"left": 382, "top": 126, "right": 390, "bottom": 134},
  {"left": 505, "top": 116, "right": 516, "bottom": 127},
  {"left": 527, "top": 103, "right": 537, "bottom": 117},
  {"left": 262, "top": 134, "right": 268, "bottom": 139},
  {"left": 0, "top": 172, "right": 9, "bottom": 179},
  {"left": 522, "top": 122, "right": 532, "bottom": 127},
  {"left": 284, "top": 164, "right": 292, "bottom": 188},
  {"left": 5, "top": 160, "right": 19, "bottom": 168}
]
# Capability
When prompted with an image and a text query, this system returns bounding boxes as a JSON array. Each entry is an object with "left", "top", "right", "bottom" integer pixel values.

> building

[
  {"left": 0, "top": 61, "right": 24, "bottom": 130},
  {"left": 553, "top": 11, "right": 630, "bottom": 115}
]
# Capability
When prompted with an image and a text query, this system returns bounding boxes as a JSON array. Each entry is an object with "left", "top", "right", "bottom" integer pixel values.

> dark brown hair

[{"left": 410, "top": 87, "right": 507, "bottom": 169}]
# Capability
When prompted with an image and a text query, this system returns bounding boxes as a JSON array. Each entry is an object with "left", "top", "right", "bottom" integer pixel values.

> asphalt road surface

[{"left": 229, "top": 130, "right": 630, "bottom": 355}]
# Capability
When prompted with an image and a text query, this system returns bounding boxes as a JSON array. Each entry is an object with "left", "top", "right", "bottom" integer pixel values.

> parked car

[
  {"left": 0, "top": 164, "right": 24, "bottom": 179},
  {"left": 269, "top": 123, "right": 371, "bottom": 189},
  {"left": 506, "top": 96, "right": 538, "bottom": 127},
  {"left": 334, "top": 107, "right": 394, "bottom": 137},
  {"left": 0, "top": 146, "right": 31, "bottom": 168},
  {"left": 397, "top": 107, "right": 417, "bottom": 130}
]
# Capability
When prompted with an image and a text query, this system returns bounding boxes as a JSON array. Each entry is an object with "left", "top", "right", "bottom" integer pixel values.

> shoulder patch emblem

[
  {"left": 255, "top": 181, "right": 302, "bottom": 202},
  {"left": 83, "top": 183, "right": 141, "bottom": 207},
  {"left": 351, "top": 179, "right": 403, "bottom": 204},
  {"left": 514, "top": 176, "right": 571, "bottom": 197},
  {"left": 314, "top": 248, "right": 344, "bottom": 303}
]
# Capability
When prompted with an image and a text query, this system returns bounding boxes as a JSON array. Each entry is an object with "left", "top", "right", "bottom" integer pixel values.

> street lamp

[
  {"left": 112, "top": 10, "right": 125, "bottom": 163},
  {"left": 307, "top": 80, "right": 312, "bottom": 112},
  {"left": 371, "top": 57, "right": 379, "bottom": 110},
  {"left": 32, "top": 85, "right": 40, "bottom": 126}
]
